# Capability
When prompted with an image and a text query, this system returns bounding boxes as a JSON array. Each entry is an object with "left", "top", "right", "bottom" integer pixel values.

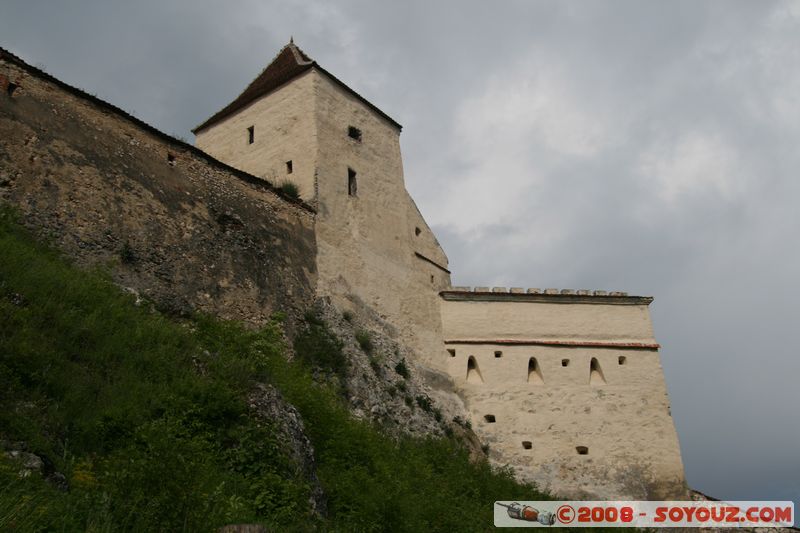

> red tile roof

[{"left": 193, "top": 40, "right": 402, "bottom": 133}]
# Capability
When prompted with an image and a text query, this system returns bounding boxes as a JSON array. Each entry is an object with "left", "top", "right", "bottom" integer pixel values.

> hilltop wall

[{"left": 0, "top": 49, "right": 317, "bottom": 330}]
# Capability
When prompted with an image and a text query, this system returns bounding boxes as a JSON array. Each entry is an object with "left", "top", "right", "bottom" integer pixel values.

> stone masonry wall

[
  {"left": 440, "top": 288, "right": 688, "bottom": 500},
  {"left": 195, "top": 70, "right": 318, "bottom": 201},
  {"left": 0, "top": 49, "right": 317, "bottom": 331}
]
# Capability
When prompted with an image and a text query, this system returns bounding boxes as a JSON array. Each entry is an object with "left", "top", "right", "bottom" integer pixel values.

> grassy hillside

[{"left": 0, "top": 206, "right": 554, "bottom": 532}]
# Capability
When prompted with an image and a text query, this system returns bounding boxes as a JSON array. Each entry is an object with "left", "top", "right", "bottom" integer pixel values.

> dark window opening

[
  {"left": 247, "top": 126, "right": 254, "bottom": 144},
  {"left": 576, "top": 446, "right": 589, "bottom": 455},
  {"left": 590, "top": 357, "right": 606, "bottom": 385},
  {"left": 466, "top": 355, "right": 483, "bottom": 383},
  {"left": 494, "top": 351, "right": 503, "bottom": 358},
  {"left": 286, "top": 160, "right": 293, "bottom": 174},
  {"left": 561, "top": 359, "right": 570, "bottom": 367},
  {"left": 528, "top": 357, "right": 544, "bottom": 384},
  {"left": 167, "top": 153, "right": 176, "bottom": 166},
  {"left": 415, "top": 227, "right": 421, "bottom": 236},
  {"left": 484, "top": 414, "right": 496, "bottom": 423},
  {"left": 348, "top": 168, "right": 357, "bottom": 196},
  {"left": 522, "top": 441, "right": 533, "bottom": 450},
  {"left": 348, "top": 125, "right": 362, "bottom": 141},
  {"left": 447, "top": 348, "right": 456, "bottom": 357},
  {"left": 618, "top": 356, "right": 627, "bottom": 365},
  {"left": 7, "top": 82, "right": 19, "bottom": 97},
  {"left": 430, "top": 275, "right": 435, "bottom": 283}
]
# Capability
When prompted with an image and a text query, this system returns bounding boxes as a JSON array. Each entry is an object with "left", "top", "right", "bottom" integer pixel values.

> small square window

[
  {"left": 348, "top": 125, "right": 362, "bottom": 142},
  {"left": 247, "top": 126, "right": 254, "bottom": 144},
  {"left": 561, "top": 359, "right": 569, "bottom": 367},
  {"left": 286, "top": 160, "right": 293, "bottom": 174},
  {"left": 494, "top": 351, "right": 503, "bottom": 358},
  {"left": 7, "top": 82, "right": 19, "bottom": 97}
]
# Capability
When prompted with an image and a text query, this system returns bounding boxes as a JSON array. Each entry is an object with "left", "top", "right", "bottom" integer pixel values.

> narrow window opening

[
  {"left": 247, "top": 126, "right": 254, "bottom": 144},
  {"left": 286, "top": 160, "right": 293, "bottom": 174},
  {"left": 522, "top": 441, "right": 533, "bottom": 450},
  {"left": 561, "top": 359, "right": 570, "bottom": 367},
  {"left": 447, "top": 348, "right": 456, "bottom": 358},
  {"left": 494, "top": 351, "right": 503, "bottom": 358},
  {"left": 576, "top": 446, "right": 589, "bottom": 455},
  {"left": 415, "top": 227, "right": 421, "bottom": 236},
  {"left": 348, "top": 125, "right": 362, "bottom": 142},
  {"left": 466, "top": 356, "right": 483, "bottom": 384},
  {"left": 618, "top": 356, "right": 627, "bottom": 365},
  {"left": 484, "top": 414, "right": 496, "bottom": 423},
  {"left": 430, "top": 274, "right": 435, "bottom": 283},
  {"left": 528, "top": 357, "right": 544, "bottom": 384},
  {"left": 348, "top": 168, "right": 357, "bottom": 196},
  {"left": 590, "top": 357, "right": 606, "bottom": 385},
  {"left": 167, "top": 153, "right": 176, "bottom": 166},
  {"left": 7, "top": 82, "right": 19, "bottom": 97}
]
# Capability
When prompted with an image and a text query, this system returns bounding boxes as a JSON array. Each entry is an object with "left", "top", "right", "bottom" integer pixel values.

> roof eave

[{"left": 193, "top": 63, "right": 403, "bottom": 135}]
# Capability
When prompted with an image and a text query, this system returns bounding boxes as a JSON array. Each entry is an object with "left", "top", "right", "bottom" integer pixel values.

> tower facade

[{"left": 194, "top": 42, "right": 452, "bottom": 364}]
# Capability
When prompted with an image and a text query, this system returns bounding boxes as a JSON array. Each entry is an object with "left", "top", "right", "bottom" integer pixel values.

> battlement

[{"left": 442, "top": 286, "right": 653, "bottom": 305}]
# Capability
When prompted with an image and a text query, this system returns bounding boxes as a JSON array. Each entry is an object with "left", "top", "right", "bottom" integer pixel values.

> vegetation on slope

[{"left": 0, "top": 206, "right": 550, "bottom": 532}]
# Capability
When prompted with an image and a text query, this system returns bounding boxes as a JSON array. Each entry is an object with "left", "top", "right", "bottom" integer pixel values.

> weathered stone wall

[
  {"left": 312, "top": 70, "right": 451, "bottom": 367},
  {"left": 0, "top": 49, "right": 317, "bottom": 330},
  {"left": 440, "top": 288, "right": 687, "bottom": 500},
  {"left": 195, "top": 70, "right": 318, "bottom": 200}
]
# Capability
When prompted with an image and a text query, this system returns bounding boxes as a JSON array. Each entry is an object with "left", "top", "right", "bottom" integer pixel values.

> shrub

[
  {"left": 395, "top": 358, "right": 410, "bottom": 379},
  {"left": 416, "top": 395, "right": 433, "bottom": 413},
  {"left": 355, "top": 330, "right": 372, "bottom": 354},
  {"left": 342, "top": 310, "right": 354, "bottom": 322},
  {"left": 119, "top": 241, "right": 135, "bottom": 264},
  {"left": 293, "top": 311, "right": 347, "bottom": 379},
  {"left": 277, "top": 180, "right": 300, "bottom": 199}
]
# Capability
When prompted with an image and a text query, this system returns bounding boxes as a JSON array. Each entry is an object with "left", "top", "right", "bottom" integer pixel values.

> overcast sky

[{"left": 3, "top": 0, "right": 798, "bottom": 508}]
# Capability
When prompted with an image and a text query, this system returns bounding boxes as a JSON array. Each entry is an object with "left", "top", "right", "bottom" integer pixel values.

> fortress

[{"left": 0, "top": 41, "right": 687, "bottom": 500}]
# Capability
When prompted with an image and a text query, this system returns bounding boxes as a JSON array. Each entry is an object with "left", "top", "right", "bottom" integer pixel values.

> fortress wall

[
  {"left": 441, "top": 291, "right": 656, "bottom": 344},
  {"left": 195, "top": 71, "right": 317, "bottom": 200},
  {"left": 441, "top": 293, "right": 687, "bottom": 500},
  {"left": 312, "top": 71, "right": 451, "bottom": 365},
  {"left": 0, "top": 50, "right": 317, "bottom": 330}
]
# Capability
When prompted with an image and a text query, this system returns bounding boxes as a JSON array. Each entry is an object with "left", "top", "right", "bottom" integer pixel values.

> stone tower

[
  {"left": 194, "top": 40, "right": 687, "bottom": 500},
  {"left": 194, "top": 41, "right": 451, "bottom": 364}
]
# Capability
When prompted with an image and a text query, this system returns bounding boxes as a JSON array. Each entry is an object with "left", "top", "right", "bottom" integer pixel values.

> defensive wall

[
  {"left": 440, "top": 287, "right": 687, "bottom": 499},
  {"left": 0, "top": 47, "right": 317, "bottom": 331}
]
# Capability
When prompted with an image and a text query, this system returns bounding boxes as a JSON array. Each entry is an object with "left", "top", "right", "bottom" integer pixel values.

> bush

[
  {"left": 395, "top": 358, "right": 410, "bottom": 379},
  {"left": 277, "top": 180, "right": 300, "bottom": 199},
  {"left": 119, "top": 240, "right": 135, "bottom": 264},
  {"left": 293, "top": 311, "right": 347, "bottom": 379},
  {"left": 416, "top": 395, "right": 433, "bottom": 413},
  {"left": 355, "top": 330, "right": 372, "bottom": 354},
  {"left": 342, "top": 310, "right": 354, "bottom": 322}
]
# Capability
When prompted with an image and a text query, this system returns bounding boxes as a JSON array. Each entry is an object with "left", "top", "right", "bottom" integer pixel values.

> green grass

[{"left": 0, "top": 206, "right": 635, "bottom": 531}]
